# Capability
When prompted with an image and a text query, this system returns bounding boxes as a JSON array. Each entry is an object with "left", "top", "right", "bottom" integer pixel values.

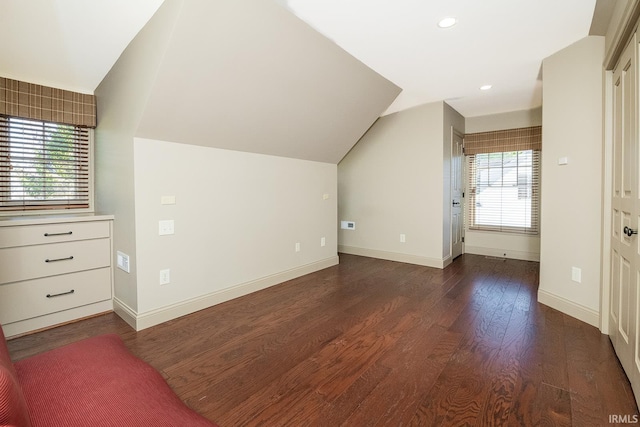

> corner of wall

[
  {"left": 338, "top": 102, "right": 448, "bottom": 265},
  {"left": 94, "top": 0, "right": 184, "bottom": 312}
]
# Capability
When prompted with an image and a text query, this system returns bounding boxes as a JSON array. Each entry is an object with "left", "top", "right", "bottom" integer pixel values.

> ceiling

[
  {"left": 0, "top": 0, "right": 163, "bottom": 94},
  {"left": 282, "top": 0, "right": 599, "bottom": 117},
  {"left": 0, "top": 0, "right": 602, "bottom": 118}
]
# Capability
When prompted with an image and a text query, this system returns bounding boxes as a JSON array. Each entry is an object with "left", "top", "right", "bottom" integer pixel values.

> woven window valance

[
  {"left": 464, "top": 126, "right": 541, "bottom": 155},
  {"left": 0, "top": 77, "right": 96, "bottom": 128}
]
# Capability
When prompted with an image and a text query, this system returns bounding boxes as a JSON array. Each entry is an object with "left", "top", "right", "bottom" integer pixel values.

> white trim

[
  {"left": 450, "top": 126, "right": 465, "bottom": 261},
  {"left": 339, "top": 245, "right": 446, "bottom": 269},
  {"left": 604, "top": 0, "right": 640, "bottom": 69},
  {"left": 538, "top": 289, "right": 600, "bottom": 328},
  {"left": 0, "top": 214, "right": 114, "bottom": 227},
  {"left": 114, "top": 256, "right": 339, "bottom": 331},
  {"left": 600, "top": 68, "right": 613, "bottom": 334},
  {"left": 465, "top": 245, "right": 540, "bottom": 262},
  {"left": 112, "top": 297, "right": 137, "bottom": 330},
  {"left": 442, "top": 255, "right": 453, "bottom": 268}
]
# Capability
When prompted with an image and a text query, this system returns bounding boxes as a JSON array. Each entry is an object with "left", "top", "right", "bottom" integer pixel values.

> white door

[
  {"left": 610, "top": 32, "right": 640, "bottom": 404},
  {"left": 451, "top": 129, "right": 464, "bottom": 259}
]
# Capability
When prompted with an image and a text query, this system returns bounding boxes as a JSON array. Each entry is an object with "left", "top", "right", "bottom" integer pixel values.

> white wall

[
  {"left": 338, "top": 101, "right": 448, "bottom": 267},
  {"left": 539, "top": 36, "right": 605, "bottom": 327},
  {"left": 135, "top": 0, "right": 400, "bottom": 163},
  {"left": 465, "top": 108, "right": 542, "bottom": 133},
  {"left": 96, "top": 0, "right": 389, "bottom": 329},
  {"left": 463, "top": 108, "right": 542, "bottom": 261},
  {"left": 133, "top": 138, "right": 337, "bottom": 314}
]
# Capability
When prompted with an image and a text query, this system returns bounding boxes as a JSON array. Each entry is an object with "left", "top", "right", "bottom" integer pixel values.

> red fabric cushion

[
  {"left": 0, "top": 325, "right": 32, "bottom": 427},
  {"left": 14, "top": 334, "right": 216, "bottom": 427}
]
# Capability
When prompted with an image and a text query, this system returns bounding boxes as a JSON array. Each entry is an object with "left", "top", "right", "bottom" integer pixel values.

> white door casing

[
  {"left": 610, "top": 32, "right": 640, "bottom": 406},
  {"left": 451, "top": 129, "right": 464, "bottom": 259}
]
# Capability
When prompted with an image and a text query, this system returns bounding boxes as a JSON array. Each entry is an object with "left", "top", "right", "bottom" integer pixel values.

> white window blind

[
  {"left": 465, "top": 126, "right": 541, "bottom": 235},
  {"left": 0, "top": 115, "right": 90, "bottom": 211},
  {"left": 467, "top": 150, "right": 540, "bottom": 234}
]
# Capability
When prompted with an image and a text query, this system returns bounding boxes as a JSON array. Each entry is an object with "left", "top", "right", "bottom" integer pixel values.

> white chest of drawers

[{"left": 0, "top": 215, "right": 114, "bottom": 338}]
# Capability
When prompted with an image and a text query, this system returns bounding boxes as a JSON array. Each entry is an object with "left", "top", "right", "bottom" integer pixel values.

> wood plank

[{"left": 6, "top": 253, "right": 637, "bottom": 426}]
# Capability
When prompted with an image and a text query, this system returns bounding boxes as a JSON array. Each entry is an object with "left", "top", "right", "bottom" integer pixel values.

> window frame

[
  {"left": 466, "top": 149, "right": 540, "bottom": 235},
  {"left": 0, "top": 115, "right": 94, "bottom": 216}
]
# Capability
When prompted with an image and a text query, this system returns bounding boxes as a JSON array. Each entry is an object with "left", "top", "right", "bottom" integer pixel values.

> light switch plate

[{"left": 159, "top": 220, "right": 175, "bottom": 235}]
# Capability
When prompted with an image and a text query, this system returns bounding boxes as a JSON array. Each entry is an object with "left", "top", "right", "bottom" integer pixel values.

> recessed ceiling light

[
  {"left": 437, "top": 17, "right": 457, "bottom": 29},
  {"left": 480, "top": 85, "right": 493, "bottom": 91}
]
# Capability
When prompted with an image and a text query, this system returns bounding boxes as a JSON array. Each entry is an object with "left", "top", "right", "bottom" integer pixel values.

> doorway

[{"left": 451, "top": 128, "right": 464, "bottom": 259}]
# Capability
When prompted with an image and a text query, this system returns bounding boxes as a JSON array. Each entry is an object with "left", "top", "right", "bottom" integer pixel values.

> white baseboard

[
  {"left": 442, "top": 255, "right": 453, "bottom": 268},
  {"left": 538, "top": 289, "right": 600, "bottom": 328},
  {"left": 338, "top": 245, "right": 446, "bottom": 269},
  {"left": 114, "top": 256, "right": 339, "bottom": 332},
  {"left": 112, "top": 297, "right": 137, "bottom": 330},
  {"left": 465, "top": 245, "right": 540, "bottom": 262}
]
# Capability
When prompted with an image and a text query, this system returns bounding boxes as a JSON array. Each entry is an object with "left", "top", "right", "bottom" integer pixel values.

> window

[
  {"left": 0, "top": 115, "right": 91, "bottom": 212},
  {"left": 467, "top": 150, "right": 540, "bottom": 234},
  {"left": 464, "top": 126, "right": 541, "bottom": 235}
]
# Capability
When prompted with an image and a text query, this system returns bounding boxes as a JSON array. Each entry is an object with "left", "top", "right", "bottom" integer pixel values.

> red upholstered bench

[{"left": 0, "top": 325, "right": 217, "bottom": 427}]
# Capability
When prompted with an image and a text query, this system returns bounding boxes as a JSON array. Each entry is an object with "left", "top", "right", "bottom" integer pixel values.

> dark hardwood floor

[{"left": 7, "top": 254, "right": 639, "bottom": 426}]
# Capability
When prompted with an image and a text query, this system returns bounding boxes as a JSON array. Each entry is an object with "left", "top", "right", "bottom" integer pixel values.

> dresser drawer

[
  {"left": 0, "top": 239, "right": 110, "bottom": 284},
  {"left": 0, "top": 267, "right": 111, "bottom": 325},
  {"left": 0, "top": 220, "right": 110, "bottom": 249}
]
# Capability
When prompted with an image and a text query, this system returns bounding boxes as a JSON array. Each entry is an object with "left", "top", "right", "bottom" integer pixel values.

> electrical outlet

[
  {"left": 295, "top": 242, "right": 301, "bottom": 252},
  {"left": 571, "top": 267, "right": 582, "bottom": 283},
  {"left": 321, "top": 237, "right": 326, "bottom": 247},
  {"left": 116, "top": 251, "right": 130, "bottom": 273},
  {"left": 400, "top": 234, "right": 406, "bottom": 243},
  {"left": 160, "top": 269, "right": 171, "bottom": 285}
]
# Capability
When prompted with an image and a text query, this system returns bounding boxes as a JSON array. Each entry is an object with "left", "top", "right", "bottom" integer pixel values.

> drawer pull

[
  {"left": 44, "top": 231, "right": 73, "bottom": 237},
  {"left": 46, "top": 289, "right": 75, "bottom": 298},
  {"left": 45, "top": 256, "right": 75, "bottom": 263}
]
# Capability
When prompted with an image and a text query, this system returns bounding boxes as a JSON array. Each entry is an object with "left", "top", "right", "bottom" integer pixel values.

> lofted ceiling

[
  {"left": 281, "top": 0, "right": 599, "bottom": 117},
  {"left": 0, "top": 0, "right": 163, "bottom": 94},
  {"left": 1, "top": 0, "right": 602, "bottom": 118},
  {"left": 128, "top": 0, "right": 400, "bottom": 164}
]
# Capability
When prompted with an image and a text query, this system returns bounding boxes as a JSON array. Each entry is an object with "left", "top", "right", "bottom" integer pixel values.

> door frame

[
  {"left": 601, "top": 10, "right": 640, "bottom": 334},
  {"left": 450, "top": 127, "right": 465, "bottom": 260},
  {"left": 601, "top": 67, "right": 613, "bottom": 334}
]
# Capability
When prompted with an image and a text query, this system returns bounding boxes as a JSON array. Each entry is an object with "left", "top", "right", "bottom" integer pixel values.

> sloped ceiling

[
  {"left": 1, "top": 0, "right": 606, "bottom": 120},
  {"left": 281, "top": 0, "right": 598, "bottom": 117},
  {"left": 0, "top": 0, "right": 163, "bottom": 94},
  {"left": 134, "top": 0, "right": 401, "bottom": 163}
]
